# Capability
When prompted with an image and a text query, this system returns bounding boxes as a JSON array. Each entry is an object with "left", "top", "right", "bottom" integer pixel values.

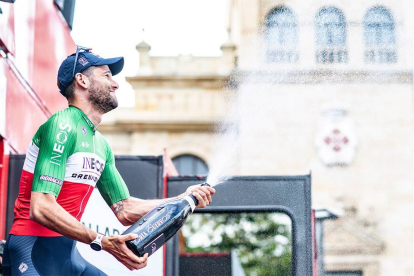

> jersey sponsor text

[
  {"left": 83, "top": 157, "right": 105, "bottom": 174},
  {"left": 39, "top": 175, "right": 63, "bottom": 186},
  {"left": 50, "top": 122, "right": 72, "bottom": 166}
]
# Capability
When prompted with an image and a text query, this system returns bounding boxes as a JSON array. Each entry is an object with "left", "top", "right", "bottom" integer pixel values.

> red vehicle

[{"left": 0, "top": 0, "right": 75, "bottom": 237}]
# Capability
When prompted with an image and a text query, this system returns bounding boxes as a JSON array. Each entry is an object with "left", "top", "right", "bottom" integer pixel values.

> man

[{"left": 2, "top": 47, "right": 215, "bottom": 275}]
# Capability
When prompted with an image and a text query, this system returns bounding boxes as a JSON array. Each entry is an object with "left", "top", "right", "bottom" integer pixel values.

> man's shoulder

[
  {"left": 95, "top": 131, "right": 111, "bottom": 149},
  {"left": 34, "top": 108, "right": 81, "bottom": 143},
  {"left": 94, "top": 131, "right": 115, "bottom": 160},
  {"left": 44, "top": 107, "right": 81, "bottom": 128},
  {"left": 32, "top": 108, "right": 80, "bottom": 152}
]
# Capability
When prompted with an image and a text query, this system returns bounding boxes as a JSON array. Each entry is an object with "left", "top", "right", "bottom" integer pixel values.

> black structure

[
  {"left": 166, "top": 175, "right": 313, "bottom": 276},
  {"left": 315, "top": 209, "right": 339, "bottom": 276},
  {"left": 5, "top": 154, "right": 25, "bottom": 236},
  {"left": 179, "top": 253, "right": 232, "bottom": 276},
  {"left": 114, "top": 155, "right": 164, "bottom": 200},
  {"left": 53, "top": 0, "right": 76, "bottom": 29}
]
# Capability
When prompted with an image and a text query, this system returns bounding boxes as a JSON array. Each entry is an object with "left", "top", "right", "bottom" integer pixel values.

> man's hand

[
  {"left": 102, "top": 233, "right": 148, "bottom": 271},
  {"left": 110, "top": 184, "right": 216, "bottom": 227},
  {"left": 185, "top": 184, "right": 216, "bottom": 209}
]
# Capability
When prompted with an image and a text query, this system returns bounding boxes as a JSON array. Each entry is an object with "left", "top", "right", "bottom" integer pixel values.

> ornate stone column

[
  {"left": 219, "top": 29, "right": 237, "bottom": 75},
  {"left": 136, "top": 40, "right": 152, "bottom": 75}
]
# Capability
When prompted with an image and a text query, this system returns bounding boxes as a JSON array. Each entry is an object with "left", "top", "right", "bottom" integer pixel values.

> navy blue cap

[{"left": 57, "top": 51, "right": 124, "bottom": 96}]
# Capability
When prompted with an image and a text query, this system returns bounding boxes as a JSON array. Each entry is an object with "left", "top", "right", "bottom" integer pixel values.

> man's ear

[{"left": 74, "top": 73, "right": 90, "bottom": 90}]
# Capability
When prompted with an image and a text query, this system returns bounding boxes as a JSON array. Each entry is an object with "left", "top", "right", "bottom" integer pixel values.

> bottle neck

[
  {"left": 189, "top": 194, "right": 198, "bottom": 205},
  {"left": 184, "top": 183, "right": 210, "bottom": 212},
  {"left": 183, "top": 195, "right": 197, "bottom": 212}
]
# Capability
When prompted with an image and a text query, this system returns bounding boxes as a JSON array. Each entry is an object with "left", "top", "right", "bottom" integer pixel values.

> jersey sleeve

[
  {"left": 97, "top": 146, "right": 130, "bottom": 207},
  {"left": 32, "top": 113, "right": 76, "bottom": 196}
]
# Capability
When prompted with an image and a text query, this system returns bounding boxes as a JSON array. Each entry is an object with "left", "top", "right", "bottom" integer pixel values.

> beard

[{"left": 88, "top": 78, "right": 119, "bottom": 114}]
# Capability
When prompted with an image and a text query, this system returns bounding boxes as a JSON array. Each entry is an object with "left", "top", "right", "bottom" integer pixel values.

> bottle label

[
  {"left": 143, "top": 233, "right": 165, "bottom": 257},
  {"left": 145, "top": 211, "right": 172, "bottom": 234},
  {"left": 139, "top": 211, "right": 172, "bottom": 239},
  {"left": 184, "top": 195, "right": 196, "bottom": 212}
]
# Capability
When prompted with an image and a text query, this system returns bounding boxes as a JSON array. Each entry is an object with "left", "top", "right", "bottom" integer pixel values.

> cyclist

[{"left": 2, "top": 47, "right": 215, "bottom": 276}]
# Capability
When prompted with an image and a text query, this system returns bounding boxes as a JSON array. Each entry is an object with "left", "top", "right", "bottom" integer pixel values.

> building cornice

[
  {"left": 229, "top": 69, "right": 413, "bottom": 87},
  {"left": 126, "top": 75, "right": 231, "bottom": 89},
  {"left": 126, "top": 69, "right": 412, "bottom": 89},
  {"left": 99, "top": 119, "right": 217, "bottom": 133}
]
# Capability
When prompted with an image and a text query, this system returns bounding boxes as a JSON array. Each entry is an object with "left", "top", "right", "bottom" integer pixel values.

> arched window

[
  {"left": 364, "top": 6, "right": 397, "bottom": 63},
  {"left": 172, "top": 154, "right": 208, "bottom": 175},
  {"left": 315, "top": 7, "right": 348, "bottom": 63},
  {"left": 265, "top": 6, "right": 298, "bottom": 63}
]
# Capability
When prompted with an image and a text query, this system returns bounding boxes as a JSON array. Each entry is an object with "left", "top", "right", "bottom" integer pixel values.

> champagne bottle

[{"left": 124, "top": 183, "right": 210, "bottom": 257}]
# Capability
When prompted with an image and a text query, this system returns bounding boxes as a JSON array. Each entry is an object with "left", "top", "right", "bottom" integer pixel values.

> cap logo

[{"left": 78, "top": 57, "right": 89, "bottom": 66}]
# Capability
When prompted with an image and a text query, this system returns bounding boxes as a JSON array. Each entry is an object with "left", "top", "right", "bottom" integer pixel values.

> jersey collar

[{"left": 69, "top": 106, "right": 97, "bottom": 133}]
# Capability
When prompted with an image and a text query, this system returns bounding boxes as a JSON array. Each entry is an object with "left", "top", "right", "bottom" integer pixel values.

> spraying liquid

[{"left": 206, "top": 43, "right": 292, "bottom": 186}]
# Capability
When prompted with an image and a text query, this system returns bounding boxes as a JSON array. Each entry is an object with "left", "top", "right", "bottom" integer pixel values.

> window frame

[
  {"left": 265, "top": 6, "right": 299, "bottom": 63},
  {"left": 315, "top": 6, "right": 348, "bottom": 64},
  {"left": 364, "top": 6, "right": 397, "bottom": 63},
  {"left": 172, "top": 154, "right": 209, "bottom": 176}
]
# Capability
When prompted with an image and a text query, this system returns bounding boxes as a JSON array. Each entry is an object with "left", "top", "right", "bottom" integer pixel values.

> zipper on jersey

[{"left": 93, "top": 135, "right": 96, "bottom": 155}]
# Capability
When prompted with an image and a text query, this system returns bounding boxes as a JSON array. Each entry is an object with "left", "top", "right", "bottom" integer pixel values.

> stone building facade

[{"left": 100, "top": 0, "right": 413, "bottom": 275}]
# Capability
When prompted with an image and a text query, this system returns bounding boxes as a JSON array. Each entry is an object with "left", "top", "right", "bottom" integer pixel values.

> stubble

[{"left": 88, "top": 78, "right": 118, "bottom": 114}]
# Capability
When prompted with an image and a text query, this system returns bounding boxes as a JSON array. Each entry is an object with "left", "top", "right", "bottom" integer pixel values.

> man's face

[{"left": 87, "top": 65, "right": 120, "bottom": 114}]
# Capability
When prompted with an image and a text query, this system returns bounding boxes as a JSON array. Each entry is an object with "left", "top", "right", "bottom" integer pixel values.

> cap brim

[{"left": 94, "top": 57, "right": 124, "bottom": 76}]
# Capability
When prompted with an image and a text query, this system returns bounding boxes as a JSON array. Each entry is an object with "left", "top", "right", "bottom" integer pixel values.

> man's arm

[
  {"left": 30, "top": 191, "right": 148, "bottom": 271},
  {"left": 96, "top": 143, "right": 215, "bottom": 226},
  {"left": 30, "top": 192, "right": 96, "bottom": 244},
  {"left": 111, "top": 184, "right": 216, "bottom": 226}
]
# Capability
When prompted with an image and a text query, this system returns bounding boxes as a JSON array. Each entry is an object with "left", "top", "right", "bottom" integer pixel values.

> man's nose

[{"left": 111, "top": 80, "right": 119, "bottom": 90}]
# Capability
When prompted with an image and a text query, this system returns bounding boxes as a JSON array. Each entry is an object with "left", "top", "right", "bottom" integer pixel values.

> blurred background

[{"left": 0, "top": 0, "right": 412, "bottom": 275}]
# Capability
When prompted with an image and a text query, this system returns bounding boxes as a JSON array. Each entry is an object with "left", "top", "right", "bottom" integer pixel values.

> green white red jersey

[{"left": 10, "top": 106, "right": 130, "bottom": 236}]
